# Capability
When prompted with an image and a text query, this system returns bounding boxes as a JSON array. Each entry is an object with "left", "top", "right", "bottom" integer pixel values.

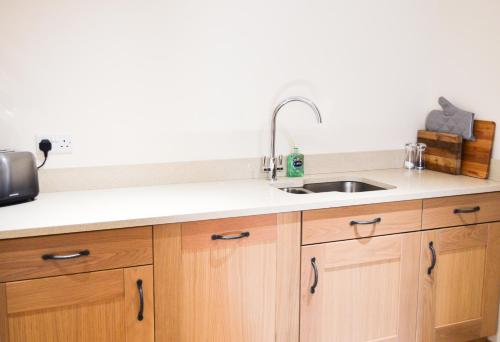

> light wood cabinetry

[
  {"left": 0, "top": 226, "right": 154, "bottom": 342},
  {"left": 417, "top": 223, "right": 500, "bottom": 342},
  {"left": 0, "top": 227, "right": 153, "bottom": 282},
  {"left": 300, "top": 232, "right": 421, "bottom": 342},
  {"left": 154, "top": 213, "right": 301, "bottom": 342},
  {"left": 302, "top": 200, "right": 422, "bottom": 244},
  {"left": 422, "top": 192, "right": 500, "bottom": 229},
  {"left": 0, "top": 265, "right": 154, "bottom": 342},
  {"left": 1, "top": 192, "right": 500, "bottom": 342}
]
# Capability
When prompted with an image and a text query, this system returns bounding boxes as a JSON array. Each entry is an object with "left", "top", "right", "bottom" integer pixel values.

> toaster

[{"left": 0, "top": 151, "right": 39, "bottom": 205}]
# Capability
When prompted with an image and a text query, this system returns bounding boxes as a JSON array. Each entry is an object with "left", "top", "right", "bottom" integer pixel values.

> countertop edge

[{"left": 2, "top": 183, "right": 500, "bottom": 240}]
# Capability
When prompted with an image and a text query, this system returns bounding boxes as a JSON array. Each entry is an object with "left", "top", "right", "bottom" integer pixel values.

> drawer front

[
  {"left": 422, "top": 192, "right": 500, "bottom": 229},
  {"left": 0, "top": 226, "right": 152, "bottom": 282},
  {"left": 302, "top": 200, "right": 422, "bottom": 245},
  {"left": 181, "top": 214, "right": 277, "bottom": 250}
]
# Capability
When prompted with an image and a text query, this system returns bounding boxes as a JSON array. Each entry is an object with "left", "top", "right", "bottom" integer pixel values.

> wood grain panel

[
  {"left": 417, "top": 130, "right": 463, "bottom": 175},
  {"left": 6, "top": 269, "right": 127, "bottom": 342},
  {"left": 422, "top": 192, "right": 500, "bottom": 229},
  {"left": 321, "top": 233, "right": 402, "bottom": 268},
  {"left": 435, "top": 246, "right": 486, "bottom": 326},
  {"left": 153, "top": 223, "right": 182, "bottom": 342},
  {"left": 417, "top": 229, "right": 438, "bottom": 342},
  {"left": 276, "top": 212, "right": 301, "bottom": 342},
  {"left": 417, "top": 223, "right": 500, "bottom": 341},
  {"left": 124, "top": 265, "right": 154, "bottom": 342},
  {"left": 8, "top": 296, "right": 125, "bottom": 342},
  {"left": 6, "top": 269, "right": 124, "bottom": 314},
  {"left": 301, "top": 232, "right": 420, "bottom": 342},
  {"left": 303, "top": 200, "right": 422, "bottom": 244},
  {"left": 438, "top": 224, "right": 488, "bottom": 251},
  {"left": 154, "top": 214, "right": 297, "bottom": 342},
  {"left": 181, "top": 214, "right": 277, "bottom": 249},
  {"left": 180, "top": 218, "right": 277, "bottom": 342},
  {"left": 462, "top": 120, "right": 496, "bottom": 179},
  {"left": 0, "top": 283, "right": 8, "bottom": 342},
  {"left": 0, "top": 226, "right": 153, "bottom": 282},
  {"left": 481, "top": 222, "right": 500, "bottom": 336},
  {"left": 435, "top": 318, "right": 482, "bottom": 342}
]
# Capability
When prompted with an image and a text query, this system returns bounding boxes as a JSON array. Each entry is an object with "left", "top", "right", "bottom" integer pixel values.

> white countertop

[{"left": 1, "top": 168, "right": 500, "bottom": 240}]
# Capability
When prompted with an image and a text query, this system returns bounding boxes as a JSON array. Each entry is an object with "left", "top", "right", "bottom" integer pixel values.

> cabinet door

[
  {"left": 0, "top": 265, "right": 154, "bottom": 342},
  {"left": 154, "top": 213, "right": 302, "bottom": 342},
  {"left": 300, "top": 232, "right": 421, "bottom": 342},
  {"left": 417, "top": 223, "right": 500, "bottom": 342}
]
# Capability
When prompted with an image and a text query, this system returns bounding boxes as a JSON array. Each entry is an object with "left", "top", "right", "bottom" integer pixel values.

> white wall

[
  {"left": 0, "top": 0, "right": 434, "bottom": 168},
  {"left": 428, "top": 0, "right": 500, "bottom": 161},
  {"left": 0, "top": 0, "right": 499, "bottom": 169}
]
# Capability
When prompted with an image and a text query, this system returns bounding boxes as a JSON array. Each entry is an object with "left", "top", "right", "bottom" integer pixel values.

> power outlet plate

[{"left": 36, "top": 135, "right": 73, "bottom": 154}]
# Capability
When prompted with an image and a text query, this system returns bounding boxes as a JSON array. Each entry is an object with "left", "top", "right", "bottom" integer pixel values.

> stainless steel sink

[
  {"left": 280, "top": 187, "right": 313, "bottom": 194},
  {"left": 279, "top": 180, "right": 390, "bottom": 194}
]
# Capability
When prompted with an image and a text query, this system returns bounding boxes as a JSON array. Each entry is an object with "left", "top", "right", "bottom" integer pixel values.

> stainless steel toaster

[{"left": 0, "top": 151, "right": 39, "bottom": 205}]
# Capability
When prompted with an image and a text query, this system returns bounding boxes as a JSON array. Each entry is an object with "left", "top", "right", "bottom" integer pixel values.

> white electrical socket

[{"left": 36, "top": 135, "right": 73, "bottom": 154}]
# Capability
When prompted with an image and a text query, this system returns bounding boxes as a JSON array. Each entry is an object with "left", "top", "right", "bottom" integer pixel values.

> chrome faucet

[{"left": 263, "top": 96, "right": 323, "bottom": 181}]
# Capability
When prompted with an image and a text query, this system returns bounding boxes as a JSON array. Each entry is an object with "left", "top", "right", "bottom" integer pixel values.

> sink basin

[
  {"left": 279, "top": 180, "right": 391, "bottom": 194},
  {"left": 304, "top": 181, "right": 386, "bottom": 193},
  {"left": 280, "top": 187, "right": 313, "bottom": 194}
]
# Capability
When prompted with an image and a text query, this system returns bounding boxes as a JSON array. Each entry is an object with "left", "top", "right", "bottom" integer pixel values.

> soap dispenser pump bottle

[{"left": 287, "top": 147, "right": 304, "bottom": 177}]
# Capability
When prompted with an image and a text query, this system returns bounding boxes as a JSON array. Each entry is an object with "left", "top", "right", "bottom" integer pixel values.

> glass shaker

[
  {"left": 415, "top": 143, "right": 427, "bottom": 170},
  {"left": 404, "top": 143, "right": 416, "bottom": 169}
]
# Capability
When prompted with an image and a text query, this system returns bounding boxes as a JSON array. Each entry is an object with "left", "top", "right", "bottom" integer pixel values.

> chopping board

[
  {"left": 417, "top": 130, "right": 463, "bottom": 174},
  {"left": 461, "top": 120, "right": 496, "bottom": 179}
]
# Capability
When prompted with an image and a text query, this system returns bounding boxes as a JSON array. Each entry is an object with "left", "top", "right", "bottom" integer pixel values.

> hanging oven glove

[{"left": 425, "top": 97, "right": 475, "bottom": 140}]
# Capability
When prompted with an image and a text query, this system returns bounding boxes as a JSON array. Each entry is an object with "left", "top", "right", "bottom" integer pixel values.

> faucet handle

[
  {"left": 262, "top": 156, "right": 271, "bottom": 172},
  {"left": 276, "top": 155, "right": 284, "bottom": 171}
]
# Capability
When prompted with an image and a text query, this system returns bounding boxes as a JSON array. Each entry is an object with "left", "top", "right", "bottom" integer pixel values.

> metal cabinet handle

[
  {"left": 42, "top": 249, "right": 90, "bottom": 260},
  {"left": 137, "top": 279, "right": 144, "bottom": 321},
  {"left": 453, "top": 206, "right": 480, "bottom": 214},
  {"left": 310, "top": 257, "right": 319, "bottom": 294},
  {"left": 427, "top": 241, "right": 436, "bottom": 275},
  {"left": 211, "top": 231, "right": 250, "bottom": 240},
  {"left": 350, "top": 217, "right": 382, "bottom": 226}
]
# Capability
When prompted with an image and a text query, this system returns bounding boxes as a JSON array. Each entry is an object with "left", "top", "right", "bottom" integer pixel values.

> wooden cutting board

[
  {"left": 417, "top": 130, "right": 463, "bottom": 175},
  {"left": 461, "top": 120, "right": 496, "bottom": 179}
]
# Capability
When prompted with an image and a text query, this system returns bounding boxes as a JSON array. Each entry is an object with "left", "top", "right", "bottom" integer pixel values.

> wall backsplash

[
  {"left": 0, "top": 0, "right": 499, "bottom": 169},
  {"left": 38, "top": 150, "right": 404, "bottom": 192}
]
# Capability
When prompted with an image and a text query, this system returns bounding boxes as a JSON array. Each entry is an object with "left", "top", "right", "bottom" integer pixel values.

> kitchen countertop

[{"left": 1, "top": 168, "right": 500, "bottom": 240}]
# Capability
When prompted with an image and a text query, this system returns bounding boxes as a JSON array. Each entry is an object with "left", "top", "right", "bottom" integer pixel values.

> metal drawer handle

[
  {"left": 310, "top": 257, "right": 319, "bottom": 294},
  {"left": 453, "top": 206, "right": 480, "bottom": 214},
  {"left": 42, "top": 249, "right": 90, "bottom": 260},
  {"left": 137, "top": 279, "right": 144, "bottom": 321},
  {"left": 211, "top": 231, "right": 250, "bottom": 240},
  {"left": 350, "top": 217, "right": 382, "bottom": 226},
  {"left": 427, "top": 241, "right": 436, "bottom": 275}
]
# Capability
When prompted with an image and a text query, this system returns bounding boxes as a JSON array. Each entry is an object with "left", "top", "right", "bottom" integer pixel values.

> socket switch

[{"left": 36, "top": 135, "right": 73, "bottom": 154}]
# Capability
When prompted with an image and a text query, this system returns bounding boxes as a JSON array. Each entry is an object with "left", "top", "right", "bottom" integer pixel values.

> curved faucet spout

[{"left": 269, "top": 96, "right": 323, "bottom": 181}]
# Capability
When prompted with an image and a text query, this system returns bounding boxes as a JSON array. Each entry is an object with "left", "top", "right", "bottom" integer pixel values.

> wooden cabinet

[
  {"left": 422, "top": 192, "right": 500, "bottom": 229},
  {"left": 417, "top": 223, "right": 500, "bottom": 342},
  {"left": 300, "top": 232, "right": 421, "bottom": 342},
  {"left": 154, "top": 213, "right": 301, "bottom": 342},
  {"left": 0, "top": 265, "right": 154, "bottom": 342},
  {"left": 302, "top": 200, "right": 422, "bottom": 244},
  {"left": 0, "top": 226, "right": 153, "bottom": 282}
]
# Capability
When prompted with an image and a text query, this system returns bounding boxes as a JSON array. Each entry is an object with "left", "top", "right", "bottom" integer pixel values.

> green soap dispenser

[{"left": 287, "top": 147, "right": 304, "bottom": 177}]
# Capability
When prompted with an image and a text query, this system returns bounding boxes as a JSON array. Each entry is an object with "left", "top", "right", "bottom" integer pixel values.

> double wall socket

[{"left": 36, "top": 135, "right": 73, "bottom": 154}]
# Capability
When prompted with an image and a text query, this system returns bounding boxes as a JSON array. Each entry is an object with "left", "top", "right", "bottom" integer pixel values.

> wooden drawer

[
  {"left": 422, "top": 192, "right": 500, "bottom": 229},
  {"left": 0, "top": 226, "right": 153, "bottom": 282},
  {"left": 302, "top": 200, "right": 422, "bottom": 245},
  {"left": 181, "top": 214, "right": 277, "bottom": 250}
]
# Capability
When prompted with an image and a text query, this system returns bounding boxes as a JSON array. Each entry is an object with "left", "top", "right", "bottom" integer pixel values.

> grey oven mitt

[{"left": 425, "top": 97, "right": 475, "bottom": 140}]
